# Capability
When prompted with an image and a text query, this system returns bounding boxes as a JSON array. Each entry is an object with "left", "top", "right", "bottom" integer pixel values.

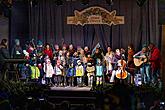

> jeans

[
  {"left": 77, "top": 77, "right": 83, "bottom": 86},
  {"left": 140, "top": 64, "right": 150, "bottom": 84},
  {"left": 151, "top": 69, "right": 160, "bottom": 84}
]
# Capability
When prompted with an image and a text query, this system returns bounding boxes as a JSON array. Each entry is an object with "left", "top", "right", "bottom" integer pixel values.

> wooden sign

[{"left": 67, "top": 6, "right": 124, "bottom": 26}]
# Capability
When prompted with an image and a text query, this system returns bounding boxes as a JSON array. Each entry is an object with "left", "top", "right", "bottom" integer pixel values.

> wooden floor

[{"left": 50, "top": 86, "right": 92, "bottom": 91}]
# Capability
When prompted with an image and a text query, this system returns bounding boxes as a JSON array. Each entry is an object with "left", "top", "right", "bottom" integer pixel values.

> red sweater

[
  {"left": 149, "top": 47, "right": 161, "bottom": 71},
  {"left": 43, "top": 49, "right": 53, "bottom": 59}
]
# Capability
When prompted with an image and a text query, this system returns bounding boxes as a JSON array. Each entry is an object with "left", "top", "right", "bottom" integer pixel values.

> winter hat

[
  {"left": 142, "top": 44, "right": 147, "bottom": 48},
  {"left": 15, "top": 39, "right": 20, "bottom": 45},
  {"left": 77, "top": 60, "right": 81, "bottom": 65},
  {"left": 23, "top": 50, "right": 29, "bottom": 56},
  {"left": 46, "top": 58, "right": 51, "bottom": 63},
  {"left": 87, "top": 62, "right": 92, "bottom": 66},
  {"left": 37, "top": 40, "right": 43, "bottom": 46}
]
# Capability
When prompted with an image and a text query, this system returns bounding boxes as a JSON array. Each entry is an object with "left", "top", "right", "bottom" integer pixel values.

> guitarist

[{"left": 133, "top": 44, "right": 150, "bottom": 84}]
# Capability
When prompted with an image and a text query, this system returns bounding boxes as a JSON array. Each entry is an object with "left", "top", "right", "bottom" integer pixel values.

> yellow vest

[
  {"left": 76, "top": 66, "right": 84, "bottom": 76},
  {"left": 30, "top": 66, "right": 40, "bottom": 79}
]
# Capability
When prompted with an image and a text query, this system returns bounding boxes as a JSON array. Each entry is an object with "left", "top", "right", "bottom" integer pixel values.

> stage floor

[{"left": 50, "top": 86, "right": 92, "bottom": 91}]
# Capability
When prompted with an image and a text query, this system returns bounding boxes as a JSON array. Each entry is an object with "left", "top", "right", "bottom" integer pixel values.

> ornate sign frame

[{"left": 67, "top": 6, "right": 124, "bottom": 26}]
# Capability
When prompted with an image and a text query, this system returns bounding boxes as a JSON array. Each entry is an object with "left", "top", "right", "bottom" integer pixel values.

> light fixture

[
  {"left": 27, "top": 96, "right": 33, "bottom": 100},
  {"left": 136, "top": 0, "right": 147, "bottom": 7},
  {"left": 30, "top": 0, "right": 38, "bottom": 7},
  {"left": 81, "top": 0, "right": 89, "bottom": 5},
  {"left": 106, "top": 0, "right": 113, "bottom": 6},
  {"left": 54, "top": 0, "right": 63, "bottom": 6}
]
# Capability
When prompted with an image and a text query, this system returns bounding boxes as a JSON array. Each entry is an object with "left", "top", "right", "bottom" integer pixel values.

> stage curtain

[{"left": 11, "top": 0, "right": 160, "bottom": 51}]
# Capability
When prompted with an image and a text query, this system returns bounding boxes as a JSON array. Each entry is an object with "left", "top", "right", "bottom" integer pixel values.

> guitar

[
  {"left": 133, "top": 55, "right": 148, "bottom": 67},
  {"left": 116, "top": 59, "right": 128, "bottom": 79}
]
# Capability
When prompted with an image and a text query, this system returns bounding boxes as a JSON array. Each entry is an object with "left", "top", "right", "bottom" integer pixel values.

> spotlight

[
  {"left": 136, "top": 0, "right": 147, "bottom": 7},
  {"left": 27, "top": 96, "right": 33, "bottom": 100},
  {"left": 81, "top": 0, "right": 89, "bottom": 5},
  {"left": 160, "top": 101, "right": 165, "bottom": 110},
  {"left": 38, "top": 98, "right": 45, "bottom": 101},
  {"left": 54, "top": 0, "right": 63, "bottom": 6},
  {"left": 160, "top": 102, "right": 165, "bottom": 105},
  {"left": 106, "top": 0, "right": 113, "bottom": 6},
  {"left": 30, "top": 0, "right": 38, "bottom": 7}
]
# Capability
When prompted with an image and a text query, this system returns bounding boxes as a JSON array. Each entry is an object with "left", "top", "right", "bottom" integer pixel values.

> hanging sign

[{"left": 67, "top": 6, "right": 124, "bottom": 26}]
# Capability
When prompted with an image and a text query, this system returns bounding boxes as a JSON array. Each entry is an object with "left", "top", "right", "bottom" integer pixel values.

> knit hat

[
  {"left": 15, "top": 39, "right": 20, "bottom": 45},
  {"left": 87, "top": 62, "right": 92, "bottom": 66},
  {"left": 77, "top": 60, "right": 81, "bottom": 65},
  {"left": 23, "top": 50, "right": 29, "bottom": 56},
  {"left": 45, "top": 58, "right": 51, "bottom": 63},
  {"left": 142, "top": 44, "right": 147, "bottom": 48},
  {"left": 37, "top": 40, "right": 43, "bottom": 46}
]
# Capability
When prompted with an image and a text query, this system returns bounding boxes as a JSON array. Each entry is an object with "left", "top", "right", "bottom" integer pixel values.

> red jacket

[
  {"left": 43, "top": 49, "right": 53, "bottom": 59},
  {"left": 149, "top": 47, "right": 161, "bottom": 71}
]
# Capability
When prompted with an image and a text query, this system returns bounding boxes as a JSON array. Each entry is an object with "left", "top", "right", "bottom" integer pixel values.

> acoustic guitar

[{"left": 133, "top": 55, "right": 148, "bottom": 67}]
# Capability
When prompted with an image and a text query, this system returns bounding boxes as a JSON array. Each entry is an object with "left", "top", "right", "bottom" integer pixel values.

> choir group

[{"left": 0, "top": 38, "right": 161, "bottom": 87}]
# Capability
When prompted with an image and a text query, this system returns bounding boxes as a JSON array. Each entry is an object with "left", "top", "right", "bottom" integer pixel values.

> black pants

[
  {"left": 0, "top": 63, "right": 10, "bottom": 80},
  {"left": 66, "top": 76, "right": 74, "bottom": 86},
  {"left": 53, "top": 75, "right": 64, "bottom": 86}
]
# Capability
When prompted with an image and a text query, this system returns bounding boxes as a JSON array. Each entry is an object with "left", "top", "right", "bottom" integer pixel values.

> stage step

[{"left": 44, "top": 86, "right": 97, "bottom": 107}]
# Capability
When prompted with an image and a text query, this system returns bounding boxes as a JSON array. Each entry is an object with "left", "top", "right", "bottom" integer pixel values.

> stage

[{"left": 50, "top": 86, "right": 92, "bottom": 91}]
